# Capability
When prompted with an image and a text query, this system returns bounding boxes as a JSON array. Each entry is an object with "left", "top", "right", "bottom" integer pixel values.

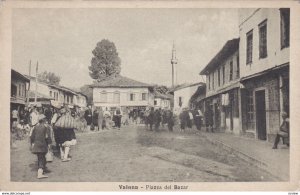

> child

[{"left": 30, "top": 114, "right": 52, "bottom": 179}]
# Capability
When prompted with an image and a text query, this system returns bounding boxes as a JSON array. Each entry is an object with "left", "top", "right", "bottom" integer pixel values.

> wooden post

[{"left": 35, "top": 61, "right": 38, "bottom": 103}]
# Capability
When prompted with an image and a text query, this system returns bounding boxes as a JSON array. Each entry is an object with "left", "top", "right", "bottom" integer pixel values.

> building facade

[
  {"left": 11, "top": 69, "right": 30, "bottom": 110},
  {"left": 91, "top": 76, "right": 154, "bottom": 112},
  {"left": 25, "top": 75, "right": 87, "bottom": 108},
  {"left": 239, "top": 8, "right": 289, "bottom": 141},
  {"left": 172, "top": 82, "right": 205, "bottom": 115},
  {"left": 200, "top": 38, "right": 241, "bottom": 134},
  {"left": 154, "top": 92, "right": 172, "bottom": 110}
]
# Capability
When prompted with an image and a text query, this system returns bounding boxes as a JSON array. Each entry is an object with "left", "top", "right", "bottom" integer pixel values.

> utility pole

[{"left": 34, "top": 61, "right": 38, "bottom": 103}]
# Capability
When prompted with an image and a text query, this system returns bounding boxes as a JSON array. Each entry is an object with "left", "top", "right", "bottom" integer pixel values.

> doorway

[{"left": 255, "top": 90, "right": 267, "bottom": 140}]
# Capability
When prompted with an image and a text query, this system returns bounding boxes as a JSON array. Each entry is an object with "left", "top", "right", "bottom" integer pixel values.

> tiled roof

[
  {"left": 90, "top": 75, "right": 152, "bottom": 88},
  {"left": 12, "top": 69, "right": 30, "bottom": 82},
  {"left": 200, "top": 38, "right": 239, "bottom": 75}
]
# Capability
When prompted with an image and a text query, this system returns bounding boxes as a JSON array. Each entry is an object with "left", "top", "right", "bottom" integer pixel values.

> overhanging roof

[{"left": 200, "top": 38, "right": 239, "bottom": 75}]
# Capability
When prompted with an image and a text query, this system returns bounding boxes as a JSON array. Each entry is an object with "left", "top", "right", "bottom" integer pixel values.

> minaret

[{"left": 171, "top": 42, "right": 178, "bottom": 88}]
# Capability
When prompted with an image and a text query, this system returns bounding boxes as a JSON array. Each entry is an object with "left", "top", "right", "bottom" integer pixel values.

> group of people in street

[
  {"left": 11, "top": 103, "right": 84, "bottom": 179},
  {"left": 143, "top": 107, "right": 175, "bottom": 132},
  {"left": 179, "top": 108, "right": 204, "bottom": 132},
  {"left": 84, "top": 106, "right": 124, "bottom": 131}
]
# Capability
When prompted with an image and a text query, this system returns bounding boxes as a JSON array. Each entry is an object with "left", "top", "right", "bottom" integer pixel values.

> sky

[{"left": 12, "top": 8, "right": 239, "bottom": 89}]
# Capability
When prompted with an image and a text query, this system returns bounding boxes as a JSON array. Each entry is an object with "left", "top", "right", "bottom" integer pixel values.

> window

[
  {"left": 100, "top": 91, "right": 107, "bottom": 102},
  {"left": 11, "top": 84, "right": 17, "bottom": 97},
  {"left": 229, "top": 60, "right": 233, "bottom": 81},
  {"left": 259, "top": 20, "right": 268, "bottom": 58},
  {"left": 130, "top": 93, "right": 135, "bottom": 101},
  {"left": 208, "top": 75, "right": 211, "bottom": 90},
  {"left": 246, "top": 30, "right": 253, "bottom": 65},
  {"left": 50, "top": 91, "right": 52, "bottom": 97},
  {"left": 236, "top": 55, "right": 240, "bottom": 78},
  {"left": 113, "top": 91, "right": 120, "bottom": 103},
  {"left": 280, "top": 8, "right": 290, "bottom": 49},
  {"left": 222, "top": 65, "right": 225, "bottom": 84},
  {"left": 178, "top": 96, "right": 183, "bottom": 107},
  {"left": 142, "top": 93, "right": 147, "bottom": 101},
  {"left": 212, "top": 73, "right": 214, "bottom": 90},
  {"left": 18, "top": 83, "right": 21, "bottom": 96},
  {"left": 246, "top": 90, "right": 255, "bottom": 129},
  {"left": 217, "top": 68, "right": 221, "bottom": 87},
  {"left": 154, "top": 100, "right": 157, "bottom": 106}
]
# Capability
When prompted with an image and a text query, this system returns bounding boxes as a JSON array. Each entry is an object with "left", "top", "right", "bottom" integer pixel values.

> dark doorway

[
  {"left": 214, "top": 103, "right": 220, "bottom": 130},
  {"left": 255, "top": 90, "right": 267, "bottom": 140},
  {"left": 229, "top": 93, "right": 234, "bottom": 131}
]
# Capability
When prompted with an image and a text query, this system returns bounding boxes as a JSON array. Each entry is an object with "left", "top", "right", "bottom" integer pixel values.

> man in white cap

[{"left": 29, "top": 105, "right": 39, "bottom": 136}]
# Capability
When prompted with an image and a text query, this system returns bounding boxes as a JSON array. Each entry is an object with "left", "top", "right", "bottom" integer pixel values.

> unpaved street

[{"left": 11, "top": 124, "right": 276, "bottom": 182}]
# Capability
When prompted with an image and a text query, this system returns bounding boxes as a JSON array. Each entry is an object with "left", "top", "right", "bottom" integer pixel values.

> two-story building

[
  {"left": 171, "top": 82, "right": 205, "bottom": 115},
  {"left": 200, "top": 38, "right": 241, "bottom": 134},
  {"left": 25, "top": 75, "right": 87, "bottom": 109},
  {"left": 153, "top": 92, "right": 172, "bottom": 110},
  {"left": 239, "top": 8, "right": 289, "bottom": 141},
  {"left": 11, "top": 69, "right": 30, "bottom": 111},
  {"left": 90, "top": 75, "right": 154, "bottom": 112}
]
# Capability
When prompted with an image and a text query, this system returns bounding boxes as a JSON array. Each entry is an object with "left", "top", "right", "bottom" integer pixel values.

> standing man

[
  {"left": 148, "top": 107, "right": 154, "bottom": 131},
  {"left": 114, "top": 107, "right": 122, "bottom": 130},
  {"left": 97, "top": 107, "right": 104, "bottom": 131},
  {"left": 154, "top": 109, "right": 161, "bottom": 131},
  {"left": 194, "top": 108, "right": 203, "bottom": 131},
  {"left": 166, "top": 109, "right": 174, "bottom": 132},
  {"left": 30, "top": 106, "right": 39, "bottom": 136},
  {"left": 103, "top": 107, "right": 111, "bottom": 130},
  {"left": 84, "top": 105, "right": 93, "bottom": 131}
]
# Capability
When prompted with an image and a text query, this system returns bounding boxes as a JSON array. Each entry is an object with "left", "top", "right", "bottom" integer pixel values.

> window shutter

[
  {"left": 139, "top": 93, "right": 142, "bottom": 101},
  {"left": 127, "top": 92, "right": 130, "bottom": 101}
]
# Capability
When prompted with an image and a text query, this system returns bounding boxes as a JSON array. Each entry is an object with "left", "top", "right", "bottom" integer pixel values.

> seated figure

[{"left": 272, "top": 112, "right": 289, "bottom": 149}]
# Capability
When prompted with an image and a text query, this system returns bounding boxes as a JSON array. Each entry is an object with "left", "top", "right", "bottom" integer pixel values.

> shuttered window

[
  {"left": 100, "top": 91, "right": 107, "bottom": 103},
  {"left": 246, "top": 30, "right": 253, "bottom": 65},
  {"left": 113, "top": 91, "right": 120, "bottom": 103},
  {"left": 280, "top": 8, "right": 290, "bottom": 49},
  {"left": 259, "top": 20, "right": 267, "bottom": 59}
]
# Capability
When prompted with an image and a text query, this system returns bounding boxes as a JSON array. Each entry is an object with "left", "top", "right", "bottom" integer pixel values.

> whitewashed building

[
  {"left": 154, "top": 92, "right": 172, "bottom": 110},
  {"left": 239, "top": 8, "right": 289, "bottom": 141},
  {"left": 171, "top": 82, "right": 205, "bottom": 115},
  {"left": 91, "top": 76, "right": 154, "bottom": 111}
]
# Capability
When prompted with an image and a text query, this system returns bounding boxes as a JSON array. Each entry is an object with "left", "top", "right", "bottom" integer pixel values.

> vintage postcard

[{"left": 0, "top": 0, "right": 299, "bottom": 192}]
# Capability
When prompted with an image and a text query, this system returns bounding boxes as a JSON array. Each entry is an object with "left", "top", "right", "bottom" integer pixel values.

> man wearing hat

[
  {"left": 29, "top": 105, "right": 39, "bottom": 136},
  {"left": 30, "top": 114, "right": 52, "bottom": 179},
  {"left": 272, "top": 112, "right": 289, "bottom": 149}
]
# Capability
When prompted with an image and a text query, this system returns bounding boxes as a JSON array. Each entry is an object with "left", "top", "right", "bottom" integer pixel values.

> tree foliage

[
  {"left": 88, "top": 39, "right": 121, "bottom": 82},
  {"left": 37, "top": 71, "right": 61, "bottom": 85},
  {"left": 80, "top": 85, "right": 93, "bottom": 105}
]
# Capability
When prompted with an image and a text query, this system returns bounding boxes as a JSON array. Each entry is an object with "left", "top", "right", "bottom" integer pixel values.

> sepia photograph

[{"left": 0, "top": 0, "right": 299, "bottom": 192}]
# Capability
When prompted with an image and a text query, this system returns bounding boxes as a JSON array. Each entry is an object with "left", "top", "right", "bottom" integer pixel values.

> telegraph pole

[{"left": 34, "top": 61, "right": 38, "bottom": 103}]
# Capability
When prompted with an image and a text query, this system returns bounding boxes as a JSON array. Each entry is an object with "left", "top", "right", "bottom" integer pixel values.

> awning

[{"left": 204, "top": 81, "right": 240, "bottom": 100}]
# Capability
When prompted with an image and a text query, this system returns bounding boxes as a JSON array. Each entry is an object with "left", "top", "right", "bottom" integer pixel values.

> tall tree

[
  {"left": 37, "top": 71, "right": 61, "bottom": 85},
  {"left": 80, "top": 85, "right": 93, "bottom": 105},
  {"left": 89, "top": 39, "right": 121, "bottom": 82}
]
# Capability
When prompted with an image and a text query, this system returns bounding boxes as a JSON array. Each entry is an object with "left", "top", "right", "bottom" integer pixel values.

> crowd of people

[{"left": 11, "top": 103, "right": 85, "bottom": 179}]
